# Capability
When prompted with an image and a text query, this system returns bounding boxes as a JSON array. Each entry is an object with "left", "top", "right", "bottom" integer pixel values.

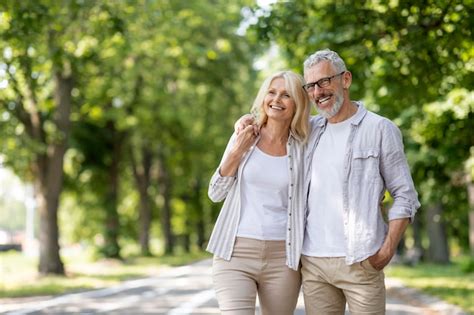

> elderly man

[{"left": 299, "top": 49, "right": 420, "bottom": 314}]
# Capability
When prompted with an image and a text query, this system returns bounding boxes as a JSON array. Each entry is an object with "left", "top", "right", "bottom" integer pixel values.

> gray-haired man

[{"left": 300, "top": 49, "right": 420, "bottom": 314}]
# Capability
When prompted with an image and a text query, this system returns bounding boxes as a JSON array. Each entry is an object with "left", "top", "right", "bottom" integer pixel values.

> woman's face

[{"left": 263, "top": 77, "right": 296, "bottom": 124}]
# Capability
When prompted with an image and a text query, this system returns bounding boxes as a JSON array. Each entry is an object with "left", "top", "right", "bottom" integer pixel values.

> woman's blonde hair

[{"left": 250, "top": 71, "right": 310, "bottom": 143}]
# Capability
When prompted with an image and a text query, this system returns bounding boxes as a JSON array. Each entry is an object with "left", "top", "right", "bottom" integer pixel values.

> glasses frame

[{"left": 303, "top": 71, "right": 346, "bottom": 92}]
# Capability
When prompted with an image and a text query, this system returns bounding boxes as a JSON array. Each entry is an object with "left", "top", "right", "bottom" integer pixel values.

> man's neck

[{"left": 328, "top": 100, "right": 357, "bottom": 124}]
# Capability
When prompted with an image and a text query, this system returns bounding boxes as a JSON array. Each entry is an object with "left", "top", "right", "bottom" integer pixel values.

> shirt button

[
  {"left": 289, "top": 196, "right": 292, "bottom": 200},
  {"left": 288, "top": 242, "right": 291, "bottom": 246},
  {"left": 288, "top": 228, "right": 291, "bottom": 231},
  {"left": 290, "top": 183, "right": 294, "bottom": 187},
  {"left": 289, "top": 212, "right": 292, "bottom": 216}
]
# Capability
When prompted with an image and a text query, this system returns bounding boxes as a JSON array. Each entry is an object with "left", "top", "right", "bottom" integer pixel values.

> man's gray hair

[{"left": 303, "top": 49, "right": 347, "bottom": 73}]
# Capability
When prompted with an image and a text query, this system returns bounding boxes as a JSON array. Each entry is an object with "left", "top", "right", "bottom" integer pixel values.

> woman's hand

[
  {"left": 219, "top": 125, "right": 257, "bottom": 177},
  {"left": 231, "top": 125, "right": 257, "bottom": 155},
  {"left": 235, "top": 114, "right": 259, "bottom": 136}
]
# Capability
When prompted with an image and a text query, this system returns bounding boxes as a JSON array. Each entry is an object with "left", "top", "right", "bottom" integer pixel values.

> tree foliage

[
  {"left": 2, "top": 0, "right": 472, "bottom": 271},
  {"left": 1, "top": 0, "right": 260, "bottom": 269},
  {"left": 248, "top": 0, "right": 474, "bottom": 258}
]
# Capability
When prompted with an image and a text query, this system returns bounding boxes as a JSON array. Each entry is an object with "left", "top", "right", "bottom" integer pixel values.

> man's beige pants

[
  {"left": 212, "top": 237, "right": 301, "bottom": 315},
  {"left": 301, "top": 256, "right": 386, "bottom": 315}
]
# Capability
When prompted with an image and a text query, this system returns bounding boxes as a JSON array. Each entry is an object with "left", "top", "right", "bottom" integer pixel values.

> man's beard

[{"left": 316, "top": 90, "right": 344, "bottom": 119}]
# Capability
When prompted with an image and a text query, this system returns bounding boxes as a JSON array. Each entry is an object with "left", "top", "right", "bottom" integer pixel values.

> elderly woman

[{"left": 207, "top": 70, "right": 310, "bottom": 315}]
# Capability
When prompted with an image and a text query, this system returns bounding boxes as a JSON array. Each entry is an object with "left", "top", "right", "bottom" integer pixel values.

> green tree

[
  {"left": 64, "top": 0, "right": 259, "bottom": 256},
  {"left": 248, "top": 0, "right": 474, "bottom": 261},
  {"left": 0, "top": 1, "right": 137, "bottom": 271},
  {"left": 1, "top": 1, "right": 82, "bottom": 274},
  {"left": 410, "top": 89, "right": 474, "bottom": 259},
  {"left": 119, "top": 0, "right": 259, "bottom": 254}
]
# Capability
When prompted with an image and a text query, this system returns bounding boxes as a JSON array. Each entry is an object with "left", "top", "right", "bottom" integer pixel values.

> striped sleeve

[
  {"left": 208, "top": 133, "right": 238, "bottom": 202},
  {"left": 285, "top": 138, "right": 306, "bottom": 270}
]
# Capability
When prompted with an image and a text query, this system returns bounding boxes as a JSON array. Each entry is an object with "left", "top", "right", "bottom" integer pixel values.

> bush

[{"left": 460, "top": 257, "right": 474, "bottom": 273}]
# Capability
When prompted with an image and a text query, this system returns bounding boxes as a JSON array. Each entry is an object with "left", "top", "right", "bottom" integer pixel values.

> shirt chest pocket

[{"left": 351, "top": 149, "right": 381, "bottom": 183}]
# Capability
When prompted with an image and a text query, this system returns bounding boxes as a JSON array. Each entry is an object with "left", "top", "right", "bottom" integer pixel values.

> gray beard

[{"left": 317, "top": 92, "right": 344, "bottom": 119}]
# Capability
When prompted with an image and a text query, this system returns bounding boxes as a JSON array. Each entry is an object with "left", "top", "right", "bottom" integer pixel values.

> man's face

[{"left": 304, "top": 61, "right": 345, "bottom": 119}]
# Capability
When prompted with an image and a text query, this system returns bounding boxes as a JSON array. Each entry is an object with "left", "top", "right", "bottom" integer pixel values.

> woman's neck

[
  {"left": 257, "top": 120, "right": 290, "bottom": 156},
  {"left": 260, "top": 121, "right": 290, "bottom": 144}
]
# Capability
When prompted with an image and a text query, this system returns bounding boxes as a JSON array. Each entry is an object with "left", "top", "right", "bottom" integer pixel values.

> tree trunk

[
  {"left": 37, "top": 71, "right": 73, "bottom": 274},
  {"left": 182, "top": 228, "right": 191, "bottom": 253},
  {"left": 158, "top": 158, "right": 174, "bottom": 254},
  {"left": 411, "top": 215, "right": 425, "bottom": 263},
  {"left": 193, "top": 179, "right": 206, "bottom": 250},
  {"left": 102, "top": 122, "right": 122, "bottom": 259},
  {"left": 426, "top": 202, "right": 450, "bottom": 263},
  {"left": 467, "top": 181, "right": 474, "bottom": 256},
  {"left": 131, "top": 146, "right": 153, "bottom": 256},
  {"left": 196, "top": 212, "right": 206, "bottom": 250},
  {"left": 138, "top": 196, "right": 153, "bottom": 256},
  {"left": 36, "top": 177, "right": 64, "bottom": 275}
]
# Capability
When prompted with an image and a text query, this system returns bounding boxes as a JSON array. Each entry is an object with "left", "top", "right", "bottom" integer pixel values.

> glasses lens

[{"left": 318, "top": 78, "right": 330, "bottom": 88}]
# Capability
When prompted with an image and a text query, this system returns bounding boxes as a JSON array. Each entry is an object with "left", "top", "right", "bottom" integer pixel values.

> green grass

[
  {"left": 385, "top": 257, "right": 474, "bottom": 313},
  {"left": 0, "top": 250, "right": 211, "bottom": 298}
]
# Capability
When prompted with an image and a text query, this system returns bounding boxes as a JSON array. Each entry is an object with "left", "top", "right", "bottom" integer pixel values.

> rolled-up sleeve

[
  {"left": 379, "top": 120, "right": 421, "bottom": 222},
  {"left": 208, "top": 133, "right": 238, "bottom": 202},
  {"left": 209, "top": 170, "right": 236, "bottom": 202}
]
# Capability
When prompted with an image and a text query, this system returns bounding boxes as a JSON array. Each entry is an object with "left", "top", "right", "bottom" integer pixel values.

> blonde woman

[{"left": 207, "top": 71, "right": 310, "bottom": 315}]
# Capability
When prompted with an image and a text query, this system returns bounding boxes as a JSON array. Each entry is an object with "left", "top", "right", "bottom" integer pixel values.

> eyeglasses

[{"left": 302, "top": 71, "right": 345, "bottom": 92}]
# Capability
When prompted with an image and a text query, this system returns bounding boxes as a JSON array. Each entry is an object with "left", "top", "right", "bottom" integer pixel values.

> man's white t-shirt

[
  {"left": 237, "top": 146, "right": 289, "bottom": 240},
  {"left": 302, "top": 113, "right": 357, "bottom": 256}
]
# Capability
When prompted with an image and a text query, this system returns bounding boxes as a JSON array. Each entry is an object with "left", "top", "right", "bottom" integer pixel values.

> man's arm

[
  {"left": 369, "top": 120, "right": 420, "bottom": 270},
  {"left": 369, "top": 218, "right": 409, "bottom": 270},
  {"left": 379, "top": 120, "right": 420, "bottom": 221}
]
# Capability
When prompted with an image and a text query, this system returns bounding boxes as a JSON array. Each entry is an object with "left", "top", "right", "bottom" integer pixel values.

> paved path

[{"left": 0, "top": 259, "right": 467, "bottom": 315}]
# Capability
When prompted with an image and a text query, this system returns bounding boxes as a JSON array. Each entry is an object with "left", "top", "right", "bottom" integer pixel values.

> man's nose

[{"left": 310, "top": 86, "right": 324, "bottom": 98}]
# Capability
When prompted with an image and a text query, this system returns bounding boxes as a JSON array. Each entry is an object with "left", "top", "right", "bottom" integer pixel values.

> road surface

[{"left": 0, "top": 259, "right": 466, "bottom": 314}]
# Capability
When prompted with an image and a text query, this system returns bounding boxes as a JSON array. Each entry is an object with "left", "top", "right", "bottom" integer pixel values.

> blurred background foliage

[{"left": 0, "top": 0, "right": 473, "bottom": 278}]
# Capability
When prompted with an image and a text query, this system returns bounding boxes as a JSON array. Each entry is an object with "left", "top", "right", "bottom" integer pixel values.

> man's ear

[{"left": 343, "top": 71, "right": 352, "bottom": 90}]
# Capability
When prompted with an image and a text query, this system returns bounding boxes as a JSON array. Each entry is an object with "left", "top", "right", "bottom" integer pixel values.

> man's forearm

[
  {"left": 369, "top": 218, "right": 409, "bottom": 270},
  {"left": 383, "top": 218, "right": 410, "bottom": 254}
]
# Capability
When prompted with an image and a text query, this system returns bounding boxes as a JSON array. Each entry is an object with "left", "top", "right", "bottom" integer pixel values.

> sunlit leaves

[
  {"left": 0, "top": 0, "right": 261, "bottom": 255},
  {"left": 250, "top": 0, "right": 474, "bottom": 253},
  {"left": 252, "top": 0, "right": 473, "bottom": 119}
]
